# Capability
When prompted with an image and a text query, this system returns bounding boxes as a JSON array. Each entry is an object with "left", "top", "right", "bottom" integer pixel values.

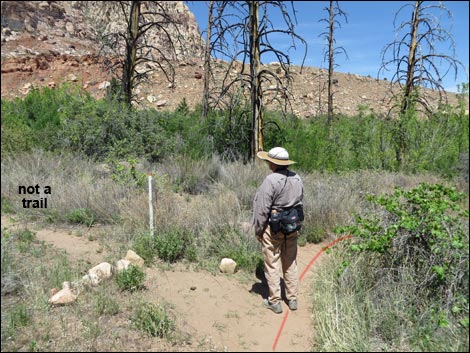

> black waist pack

[{"left": 270, "top": 205, "right": 304, "bottom": 235}]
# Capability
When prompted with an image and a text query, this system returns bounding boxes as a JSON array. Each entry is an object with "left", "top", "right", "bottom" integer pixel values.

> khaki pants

[{"left": 260, "top": 226, "right": 298, "bottom": 304}]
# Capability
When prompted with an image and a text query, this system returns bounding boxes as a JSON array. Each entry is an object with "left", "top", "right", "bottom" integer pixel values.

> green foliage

[
  {"left": 94, "top": 292, "right": 120, "bottom": 316},
  {"left": 132, "top": 302, "right": 175, "bottom": 338},
  {"left": 133, "top": 227, "right": 197, "bottom": 265},
  {"left": 7, "top": 304, "right": 32, "bottom": 334},
  {"left": 132, "top": 232, "right": 157, "bottom": 265},
  {"left": 61, "top": 99, "right": 174, "bottom": 161},
  {"left": 301, "top": 224, "right": 327, "bottom": 244},
  {"left": 154, "top": 227, "right": 194, "bottom": 263},
  {"left": 1, "top": 81, "right": 467, "bottom": 177},
  {"left": 115, "top": 265, "right": 146, "bottom": 292},
  {"left": 1, "top": 83, "right": 92, "bottom": 154},
  {"left": 176, "top": 97, "right": 190, "bottom": 115},
  {"left": 108, "top": 158, "right": 147, "bottom": 188},
  {"left": 66, "top": 208, "right": 96, "bottom": 227},
  {"left": 335, "top": 183, "right": 469, "bottom": 329},
  {"left": 1, "top": 196, "right": 15, "bottom": 214},
  {"left": 49, "top": 254, "right": 77, "bottom": 289},
  {"left": 205, "top": 225, "right": 262, "bottom": 272},
  {"left": 16, "top": 229, "right": 36, "bottom": 253}
]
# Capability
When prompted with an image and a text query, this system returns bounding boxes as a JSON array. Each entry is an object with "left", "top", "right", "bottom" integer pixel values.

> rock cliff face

[
  {"left": 1, "top": 1, "right": 466, "bottom": 116},
  {"left": 1, "top": 1, "right": 204, "bottom": 59}
]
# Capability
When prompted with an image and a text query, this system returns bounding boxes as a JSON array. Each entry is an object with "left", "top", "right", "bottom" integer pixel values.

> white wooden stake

[{"left": 148, "top": 172, "right": 154, "bottom": 237}]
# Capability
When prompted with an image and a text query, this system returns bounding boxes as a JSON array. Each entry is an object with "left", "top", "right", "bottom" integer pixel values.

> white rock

[
  {"left": 98, "top": 81, "right": 110, "bottom": 90},
  {"left": 115, "top": 259, "right": 131, "bottom": 272},
  {"left": 219, "top": 258, "right": 237, "bottom": 274},
  {"left": 88, "top": 262, "right": 113, "bottom": 280},
  {"left": 124, "top": 250, "right": 145, "bottom": 268},
  {"left": 82, "top": 273, "right": 101, "bottom": 286},
  {"left": 48, "top": 286, "right": 77, "bottom": 305}
]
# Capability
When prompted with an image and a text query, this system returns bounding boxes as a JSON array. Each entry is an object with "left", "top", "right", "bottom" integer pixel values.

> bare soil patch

[{"left": 1, "top": 215, "right": 329, "bottom": 351}]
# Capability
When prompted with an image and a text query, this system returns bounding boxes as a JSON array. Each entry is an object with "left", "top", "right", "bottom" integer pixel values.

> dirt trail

[{"left": 1, "top": 215, "right": 329, "bottom": 352}]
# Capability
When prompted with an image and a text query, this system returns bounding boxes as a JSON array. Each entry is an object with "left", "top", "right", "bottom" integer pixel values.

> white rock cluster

[{"left": 48, "top": 250, "right": 144, "bottom": 305}]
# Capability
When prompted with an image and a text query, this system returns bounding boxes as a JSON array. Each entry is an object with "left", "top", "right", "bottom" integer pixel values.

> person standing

[{"left": 252, "top": 147, "right": 304, "bottom": 314}]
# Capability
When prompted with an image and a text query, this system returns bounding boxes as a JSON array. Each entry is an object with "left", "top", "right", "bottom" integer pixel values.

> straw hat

[{"left": 256, "top": 147, "right": 296, "bottom": 166}]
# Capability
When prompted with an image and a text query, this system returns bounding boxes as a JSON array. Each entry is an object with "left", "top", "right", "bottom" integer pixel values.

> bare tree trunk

[
  {"left": 250, "top": 1, "right": 262, "bottom": 161},
  {"left": 122, "top": 1, "right": 140, "bottom": 106},
  {"left": 327, "top": 0, "right": 334, "bottom": 139},
  {"left": 401, "top": 1, "right": 420, "bottom": 115},
  {"left": 201, "top": 0, "right": 214, "bottom": 119},
  {"left": 396, "top": 0, "right": 420, "bottom": 169}
]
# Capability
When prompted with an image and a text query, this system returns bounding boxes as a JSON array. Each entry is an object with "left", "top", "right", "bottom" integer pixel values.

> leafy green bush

[
  {"left": 154, "top": 227, "right": 193, "bottom": 263},
  {"left": 115, "top": 265, "right": 146, "bottom": 292},
  {"left": 1, "top": 83, "right": 91, "bottom": 153},
  {"left": 1, "top": 81, "right": 467, "bottom": 176},
  {"left": 66, "top": 208, "right": 96, "bottom": 227},
  {"left": 133, "top": 302, "right": 174, "bottom": 338},
  {"left": 132, "top": 232, "right": 157, "bottom": 265},
  {"left": 336, "top": 183, "right": 469, "bottom": 330}
]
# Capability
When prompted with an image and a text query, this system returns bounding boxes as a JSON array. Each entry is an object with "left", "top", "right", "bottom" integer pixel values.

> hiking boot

[
  {"left": 288, "top": 299, "right": 298, "bottom": 311},
  {"left": 263, "top": 299, "right": 283, "bottom": 314}
]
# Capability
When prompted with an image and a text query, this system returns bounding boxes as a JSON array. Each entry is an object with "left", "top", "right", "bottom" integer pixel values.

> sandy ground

[{"left": 1, "top": 215, "right": 329, "bottom": 352}]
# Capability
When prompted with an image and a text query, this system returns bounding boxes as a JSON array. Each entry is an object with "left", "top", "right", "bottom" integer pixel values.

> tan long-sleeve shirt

[{"left": 252, "top": 169, "right": 304, "bottom": 236}]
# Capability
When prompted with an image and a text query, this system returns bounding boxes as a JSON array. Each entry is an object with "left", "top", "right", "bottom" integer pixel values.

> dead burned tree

[
  {"left": 205, "top": 1, "right": 307, "bottom": 161},
  {"left": 83, "top": 1, "right": 183, "bottom": 107},
  {"left": 319, "top": 0, "right": 348, "bottom": 139},
  {"left": 379, "top": 1, "right": 467, "bottom": 168},
  {"left": 201, "top": 0, "right": 214, "bottom": 119}
]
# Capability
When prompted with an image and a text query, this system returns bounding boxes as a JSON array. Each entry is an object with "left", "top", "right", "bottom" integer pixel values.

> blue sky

[{"left": 186, "top": 1, "right": 469, "bottom": 93}]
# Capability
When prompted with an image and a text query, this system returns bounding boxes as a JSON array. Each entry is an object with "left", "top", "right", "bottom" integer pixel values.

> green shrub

[
  {"left": 16, "top": 229, "right": 35, "bottom": 253},
  {"left": 66, "top": 208, "right": 96, "bottom": 227},
  {"left": 133, "top": 302, "right": 174, "bottom": 338},
  {"left": 154, "top": 227, "right": 191, "bottom": 263},
  {"left": 1, "top": 83, "right": 91, "bottom": 153},
  {"left": 335, "top": 183, "right": 469, "bottom": 341},
  {"left": 132, "top": 232, "right": 157, "bottom": 265},
  {"left": 94, "top": 292, "right": 120, "bottom": 315},
  {"left": 301, "top": 225, "right": 327, "bottom": 244},
  {"left": 1, "top": 196, "right": 15, "bottom": 214},
  {"left": 7, "top": 304, "right": 32, "bottom": 334},
  {"left": 205, "top": 225, "right": 262, "bottom": 272},
  {"left": 115, "top": 265, "right": 146, "bottom": 292},
  {"left": 62, "top": 100, "right": 174, "bottom": 161}
]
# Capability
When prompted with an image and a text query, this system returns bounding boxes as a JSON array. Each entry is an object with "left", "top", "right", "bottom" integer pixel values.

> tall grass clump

[
  {"left": 132, "top": 302, "right": 175, "bottom": 338},
  {"left": 312, "top": 182, "right": 469, "bottom": 351},
  {"left": 0, "top": 150, "right": 137, "bottom": 224}
]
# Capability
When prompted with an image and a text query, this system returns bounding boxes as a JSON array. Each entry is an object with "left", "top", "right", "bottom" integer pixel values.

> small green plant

[
  {"left": 133, "top": 302, "right": 174, "bottom": 338},
  {"left": 66, "top": 208, "right": 96, "bottom": 227},
  {"left": 1, "top": 196, "right": 15, "bottom": 214},
  {"left": 7, "top": 304, "right": 32, "bottom": 334},
  {"left": 48, "top": 254, "right": 79, "bottom": 289},
  {"left": 115, "top": 265, "right": 146, "bottom": 292},
  {"left": 16, "top": 229, "right": 35, "bottom": 253},
  {"left": 94, "top": 292, "right": 120, "bottom": 316},
  {"left": 205, "top": 226, "right": 262, "bottom": 272},
  {"left": 132, "top": 232, "right": 157, "bottom": 265},
  {"left": 302, "top": 225, "right": 327, "bottom": 244},
  {"left": 155, "top": 227, "right": 192, "bottom": 263},
  {"left": 176, "top": 97, "right": 190, "bottom": 115},
  {"left": 109, "top": 158, "right": 147, "bottom": 188}
]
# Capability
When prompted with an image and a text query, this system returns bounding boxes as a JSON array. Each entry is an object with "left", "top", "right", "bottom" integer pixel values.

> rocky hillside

[{"left": 1, "top": 1, "right": 466, "bottom": 117}]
